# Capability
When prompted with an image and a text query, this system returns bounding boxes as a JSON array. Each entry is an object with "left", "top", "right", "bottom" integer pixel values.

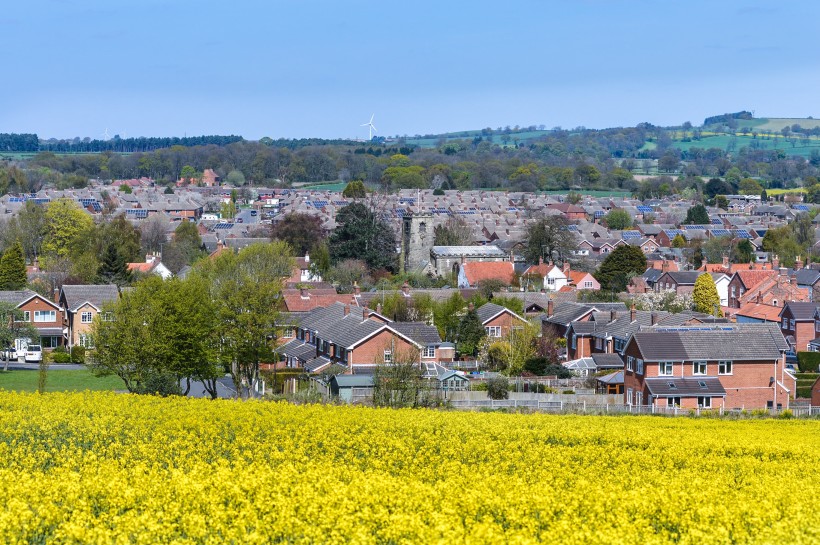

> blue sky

[{"left": 2, "top": 0, "right": 819, "bottom": 140}]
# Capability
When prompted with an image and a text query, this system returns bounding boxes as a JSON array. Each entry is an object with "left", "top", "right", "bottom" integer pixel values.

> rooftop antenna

[{"left": 361, "top": 114, "right": 377, "bottom": 141}]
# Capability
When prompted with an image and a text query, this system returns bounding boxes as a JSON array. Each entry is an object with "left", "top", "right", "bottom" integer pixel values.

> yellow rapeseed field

[{"left": 0, "top": 391, "right": 817, "bottom": 544}]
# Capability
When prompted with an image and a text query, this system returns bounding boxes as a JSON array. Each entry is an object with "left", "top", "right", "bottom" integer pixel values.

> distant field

[
  {"left": 406, "top": 129, "right": 550, "bottom": 148},
  {"left": 753, "top": 117, "right": 820, "bottom": 131},
  {"left": 0, "top": 368, "right": 124, "bottom": 393},
  {"left": 767, "top": 188, "right": 807, "bottom": 196},
  {"left": 672, "top": 133, "right": 820, "bottom": 157},
  {"left": 299, "top": 181, "right": 347, "bottom": 192}
]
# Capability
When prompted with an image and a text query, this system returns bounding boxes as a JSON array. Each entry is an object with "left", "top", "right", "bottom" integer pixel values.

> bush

[
  {"left": 562, "top": 390, "right": 575, "bottom": 395},
  {"left": 136, "top": 372, "right": 182, "bottom": 397},
  {"left": 796, "top": 352, "right": 820, "bottom": 373},
  {"left": 486, "top": 376, "right": 510, "bottom": 400},
  {"left": 70, "top": 346, "right": 86, "bottom": 364},
  {"left": 51, "top": 351, "right": 72, "bottom": 364}
]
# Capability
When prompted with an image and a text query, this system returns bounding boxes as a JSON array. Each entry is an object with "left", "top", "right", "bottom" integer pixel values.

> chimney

[
  {"left": 722, "top": 255, "right": 729, "bottom": 268},
  {"left": 353, "top": 281, "right": 360, "bottom": 296},
  {"left": 401, "top": 281, "right": 410, "bottom": 297},
  {"left": 630, "top": 303, "right": 636, "bottom": 322},
  {"left": 772, "top": 255, "right": 779, "bottom": 269},
  {"left": 563, "top": 262, "right": 570, "bottom": 275},
  {"left": 779, "top": 267, "right": 788, "bottom": 277},
  {"left": 300, "top": 287, "right": 309, "bottom": 299},
  {"left": 538, "top": 256, "right": 543, "bottom": 266},
  {"left": 54, "top": 288, "right": 60, "bottom": 304},
  {"left": 796, "top": 256, "right": 804, "bottom": 270},
  {"left": 146, "top": 254, "right": 156, "bottom": 264},
  {"left": 343, "top": 304, "right": 350, "bottom": 316},
  {"left": 651, "top": 312, "right": 660, "bottom": 326},
  {"left": 610, "top": 309, "right": 617, "bottom": 322},
  {"left": 756, "top": 292, "right": 762, "bottom": 304},
  {"left": 547, "top": 298, "right": 554, "bottom": 317},
  {"left": 661, "top": 259, "right": 669, "bottom": 273},
  {"left": 376, "top": 303, "right": 382, "bottom": 315}
]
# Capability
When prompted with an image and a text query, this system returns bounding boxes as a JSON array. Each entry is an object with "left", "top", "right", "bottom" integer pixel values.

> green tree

[
  {"left": 96, "top": 242, "right": 131, "bottom": 286},
  {"left": 328, "top": 203, "right": 397, "bottom": 271},
  {"left": 270, "top": 212, "right": 326, "bottom": 256},
  {"left": 671, "top": 234, "right": 687, "bottom": 248},
  {"left": 456, "top": 307, "right": 486, "bottom": 358},
  {"left": 433, "top": 216, "right": 473, "bottom": 246},
  {"left": 738, "top": 178, "right": 763, "bottom": 195},
  {"left": 715, "top": 195, "right": 729, "bottom": 210},
  {"left": 371, "top": 348, "right": 431, "bottom": 408},
  {"left": 692, "top": 273, "right": 723, "bottom": 316},
  {"left": 594, "top": 245, "right": 647, "bottom": 292},
  {"left": 734, "top": 239, "right": 754, "bottom": 264},
  {"left": 0, "top": 242, "right": 27, "bottom": 290},
  {"left": 574, "top": 164, "right": 600, "bottom": 186},
  {"left": 524, "top": 215, "right": 577, "bottom": 264},
  {"left": 0, "top": 302, "right": 38, "bottom": 371},
  {"left": 604, "top": 209, "right": 632, "bottom": 230},
  {"left": 702, "top": 235, "right": 732, "bottom": 264},
  {"left": 41, "top": 198, "right": 94, "bottom": 262},
  {"left": 432, "top": 292, "right": 466, "bottom": 342},
  {"left": 760, "top": 189, "right": 768, "bottom": 202},
  {"left": 684, "top": 204, "right": 710, "bottom": 225},
  {"left": 342, "top": 180, "right": 367, "bottom": 199},
  {"left": 163, "top": 220, "right": 206, "bottom": 274},
  {"left": 226, "top": 170, "right": 246, "bottom": 186},
  {"left": 191, "top": 241, "right": 292, "bottom": 398}
]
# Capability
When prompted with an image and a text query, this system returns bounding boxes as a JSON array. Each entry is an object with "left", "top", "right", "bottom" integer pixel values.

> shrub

[
  {"left": 51, "top": 351, "right": 72, "bottom": 364},
  {"left": 135, "top": 372, "right": 182, "bottom": 397},
  {"left": 70, "top": 346, "right": 86, "bottom": 364},
  {"left": 796, "top": 352, "right": 820, "bottom": 373},
  {"left": 486, "top": 376, "right": 510, "bottom": 400},
  {"left": 562, "top": 390, "right": 575, "bottom": 395}
]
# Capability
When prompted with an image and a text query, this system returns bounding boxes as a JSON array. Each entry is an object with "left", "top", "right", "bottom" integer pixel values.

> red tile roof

[
  {"left": 734, "top": 270, "right": 777, "bottom": 290},
  {"left": 461, "top": 262, "right": 514, "bottom": 286},
  {"left": 733, "top": 302, "right": 784, "bottom": 323}
]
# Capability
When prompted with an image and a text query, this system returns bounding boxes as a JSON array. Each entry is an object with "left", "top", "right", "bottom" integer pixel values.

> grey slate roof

[
  {"left": 390, "top": 322, "right": 442, "bottom": 345},
  {"left": 0, "top": 290, "right": 37, "bottom": 306},
  {"left": 591, "top": 353, "right": 624, "bottom": 368},
  {"left": 660, "top": 271, "right": 703, "bottom": 285},
  {"left": 644, "top": 377, "right": 726, "bottom": 397},
  {"left": 543, "top": 302, "right": 595, "bottom": 326},
  {"left": 596, "top": 370, "right": 623, "bottom": 385},
  {"left": 630, "top": 325, "right": 787, "bottom": 361},
  {"left": 781, "top": 302, "right": 820, "bottom": 321},
  {"left": 331, "top": 375, "right": 374, "bottom": 388},
  {"left": 61, "top": 284, "right": 120, "bottom": 312}
]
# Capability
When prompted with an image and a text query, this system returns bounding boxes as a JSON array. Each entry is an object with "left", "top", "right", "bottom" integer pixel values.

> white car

[{"left": 24, "top": 345, "right": 43, "bottom": 363}]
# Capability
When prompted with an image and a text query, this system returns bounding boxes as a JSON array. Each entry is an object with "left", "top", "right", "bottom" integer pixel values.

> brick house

[
  {"left": 285, "top": 254, "right": 323, "bottom": 284},
  {"left": 58, "top": 285, "right": 120, "bottom": 348},
  {"left": 0, "top": 290, "right": 66, "bottom": 349},
  {"left": 622, "top": 325, "right": 794, "bottom": 410},
  {"left": 279, "top": 302, "right": 451, "bottom": 374},
  {"left": 727, "top": 270, "right": 777, "bottom": 308},
  {"left": 475, "top": 302, "right": 528, "bottom": 339},
  {"left": 778, "top": 302, "right": 820, "bottom": 353},
  {"left": 654, "top": 271, "right": 703, "bottom": 296}
]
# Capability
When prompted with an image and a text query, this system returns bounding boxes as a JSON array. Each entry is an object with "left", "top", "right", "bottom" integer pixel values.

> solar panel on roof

[
  {"left": 794, "top": 204, "right": 809, "bottom": 211},
  {"left": 637, "top": 205, "right": 653, "bottom": 213},
  {"left": 682, "top": 225, "right": 706, "bottom": 230},
  {"left": 594, "top": 210, "right": 605, "bottom": 218},
  {"left": 91, "top": 203, "right": 103, "bottom": 212},
  {"left": 732, "top": 230, "right": 753, "bottom": 239},
  {"left": 710, "top": 229, "right": 731, "bottom": 237},
  {"left": 622, "top": 231, "right": 641, "bottom": 238},
  {"left": 711, "top": 218, "right": 723, "bottom": 225},
  {"left": 214, "top": 223, "right": 233, "bottom": 229}
]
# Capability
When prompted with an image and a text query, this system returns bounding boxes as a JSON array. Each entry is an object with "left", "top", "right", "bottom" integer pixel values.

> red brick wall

[
  {"left": 349, "top": 330, "right": 418, "bottom": 366},
  {"left": 794, "top": 322, "right": 815, "bottom": 352},
  {"left": 484, "top": 312, "right": 523, "bottom": 338}
]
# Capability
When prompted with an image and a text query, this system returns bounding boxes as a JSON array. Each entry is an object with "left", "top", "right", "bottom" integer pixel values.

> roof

[
  {"left": 591, "top": 353, "right": 624, "bottom": 368},
  {"left": 733, "top": 269, "right": 777, "bottom": 290},
  {"left": 390, "top": 322, "right": 443, "bottom": 345},
  {"left": 0, "top": 290, "right": 39, "bottom": 306},
  {"left": 564, "top": 358, "right": 597, "bottom": 370},
  {"left": 60, "top": 284, "right": 120, "bottom": 312},
  {"left": 431, "top": 245, "right": 506, "bottom": 257},
  {"left": 644, "top": 377, "right": 726, "bottom": 397},
  {"left": 596, "top": 370, "right": 624, "bottom": 384},
  {"left": 659, "top": 271, "right": 703, "bottom": 285},
  {"left": 331, "top": 375, "right": 374, "bottom": 388},
  {"left": 733, "top": 302, "right": 782, "bottom": 323},
  {"left": 629, "top": 325, "right": 787, "bottom": 362},
  {"left": 475, "top": 302, "right": 526, "bottom": 326},
  {"left": 461, "top": 261, "right": 514, "bottom": 286},
  {"left": 780, "top": 302, "right": 820, "bottom": 321}
]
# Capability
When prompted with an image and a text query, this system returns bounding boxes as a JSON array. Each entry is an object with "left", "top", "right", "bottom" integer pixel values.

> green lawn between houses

[{"left": 0, "top": 369, "right": 125, "bottom": 393}]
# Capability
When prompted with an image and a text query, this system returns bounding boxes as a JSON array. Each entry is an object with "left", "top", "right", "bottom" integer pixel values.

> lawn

[
  {"left": 0, "top": 368, "right": 125, "bottom": 393},
  {"left": 672, "top": 133, "right": 820, "bottom": 157}
]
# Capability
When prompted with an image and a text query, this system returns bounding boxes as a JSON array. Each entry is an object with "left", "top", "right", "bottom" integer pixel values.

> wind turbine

[
  {"left": 101, "top": 128, "right": 111, "bottom": 141},
  {"left": 361, "top": 114, "right": 377, "bottom": 141}
]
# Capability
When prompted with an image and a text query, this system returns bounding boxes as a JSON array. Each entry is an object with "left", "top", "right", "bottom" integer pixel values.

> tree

[
  {"left": 41, "top": 198, "right": 94, "bottom": 262},
  {"left": 140, "top": 215, "right": 169, "bottom": 254},
  {"left": 432, "top": 292, "right": 465, "bottom": 342},
  {"left": 524, "top": 216, "right": 577, "bottom": 264},
  {"left": 594, "top": 245, "right": 647, "bottom": 292},
  {"left": 734, "top": 239, "right": 754, "bottom": 264},
  {"left": 692, "top": 273, "right": 723, "bottom": 316},
  {"left": 481, "top": 322, "right": 539, "bottom": 376},
  {"left": 328, "top": 203, "right": 397, "bottom": 271},
  {"left": 162, "top": 221, "right": 205, "bottom": 274},
  {"left": 486, "top": 376, "right": 509, "bottom": 400},
  {"left": 715, "top": 195, "right": 729, "bottom": 210},
  {"left": 705, "top": 178, "right": 733, "bottom": 199},
  {"left": 371, "top": 348, "right": 432, "bottom": 408},
  {"left": 0, "top": 302, "right": 38, "bottom": 371},
  {"left": 0, "top": 242, "right": 27, "bottom": 290},
  {"left": 326, "top": 259, "right": 372, "bottom": 293},
  {"left": 739, "top": 178, "right": 763, "bottom": 195},
  {"left": 604, "top": 209, "right": 632, "bottom": 230},
  {"left": 270, "top": 212, "right": 326, "bottom": 256},
  {"left": 342, "top": 180, "right": 367, "bottom": 199},
  {"left": 702, "top": 236, "right": 732, "bottom": 264},
  {"left": 456, "top": 307, "right": 486, "bottom": 358},
  {"left": 226, "top": 170, "right": 246, "bottom": 186},
  {"left": 96, "top": 242, "right": 131, "bottom": 286},
  {"left": 433, "top": 216, "right": 473, "bottom": 246},
  {"left": 191, "top": 242, "right": 292, "bottom": 398},
  {"left": 671, "top": 234, "right": 687, "bottom": 248},
  {"left": 684, "top": 204, "right": 709, "bottom": 225},
  {"left": 760, "top": 189, "right": 768, "bottom": 202},
  {"left": 574, "top": 164, "right": 600, "bottom": 186}
]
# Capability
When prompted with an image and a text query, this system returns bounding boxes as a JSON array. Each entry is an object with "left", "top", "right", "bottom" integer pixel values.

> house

[
  {"left": 128, "top": 254, "right": 173, "bottom": 280},
  {"left": 738, "top": 272, "right": 809, "bottom": 308},
  {"left": 778, "top": 302, "right": 820, "bottom": 353},
  {"left": 727, "top": 269, "right": 777, "bottom": 308},
  {"left": 286, "top": 254, "right": 322, "bottom": 284},
  {"left": 733, "top": 301, "right": 783, "bottom": 324},
  {"left": 622, "top": 325, "right": 794, "bottom": 410},
  {"left": 521, "top": 259, "right": 568, "bottom": 292},
  {"left": 457, "top": 261, "right": 514, "bottom": 288},
  {"left": 429, "top": 245, "right": 508, "bottom": 278},
  {"left": 567, "top": 270, "right": 599, "bottom": 291},
  {"left": 654, "top": 271, "right": 703, "bottom": 296},
  {"left": 0, "top": 290, "right": 66, "bottom": 349},
  {"left": 475, "top": 302, "right": 529, "bottom": 339},
  {"left": 281, "top": 286, "right": 357, "bottom": 313},
  {"left": 58, "top": 285, "right": 120, "bottom": 349},
  {"left": 279, "top": 302, "right": 451, "bottom": 374}
]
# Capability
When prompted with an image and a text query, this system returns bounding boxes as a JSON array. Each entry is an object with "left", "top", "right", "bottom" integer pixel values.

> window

[
  {"left": 22, "top": 311, "right": 30, "bottom": 322},
  {"left": 79, "top": 333, "right": 94, "bottom": 348},
  {"left": 595, "top": 338, "right": 603, "bottom": 350},
  {"left": 422, "top": 345, "right": 436, "bottom": 359},
  {"left": 636, "top": 359, "right": 644, "bottom": 375},
  {"left": 34, "top": 310, "right": 56, "bottom": 323},
  {"left": 718, "top": 360, "right": 732, "bottom": 375},
  {"left": 782, "top": 318, "right": 788, "bottom": 329},
  {"left": 667, "top": 397, "right": 681, "bottom": 407},
  {"left": 40, "top": 336, "right": 60, "bottom": 348},
  {"left": 626, "top": 356, "right": 634, "bottom": 372},
  {"left": 283, "top": 327, "right": 294, "bottom": 338},
  {"left": 659, "top": 361, "right": 674, "bottom": 376},
  {"left": 614, "top": 339, "right": 626, "bottom": 353},
  {"left": 697, "top": 396, "right": 712, "bottom": 409},
  {"left": 571, "top": 335, "right": 577, "bottom": 349},
  {"left": 383, "top": 350, "right": 392, "bottom": 363},
  {"left": 693, "top": 361, "right": 707, "bottom": 375},
  {"left": 731, "top": 286, "right": 736, "bottom": 297},
  {"left": 485, "top": 326, "right": 501, "bottom": 338},
  {"left": 547, "top": 277, "right": 555, "bottom": 285},
  {"left": 81, "top": 312, "right": 93, "bottom": 324},
  {"left": 626, "top": 388, "right": 633, "bottom": 406},
  {"left": 583, "top": 281, "right": 593, "bottom": 288},
  {"left": 635, "top": 391, "right": 643, "bottom": 406},
  {"left": 338, "top": 348, "right": 347, "bottom": 362},
  {"left": 790, "top": 319, "right": 795, "bottom": 330},
  {"left": 101, "top": 312, "right": 113, "bottom": 322}
]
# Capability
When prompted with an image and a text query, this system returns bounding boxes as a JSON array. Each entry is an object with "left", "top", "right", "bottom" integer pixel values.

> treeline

[
  {"left": 38, "top": 135, "right": 244, "bottom": 153},
  {"left": 703, "top": 111, "right": 753, "bottom": 126},
  {"left": 0, "top": 133, "right": 39, "bottom": 152}
]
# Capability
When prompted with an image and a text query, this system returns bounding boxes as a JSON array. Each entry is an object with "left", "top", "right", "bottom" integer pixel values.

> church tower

[{"left": 400, "top": 213, "right": 434, "bottom": 273}]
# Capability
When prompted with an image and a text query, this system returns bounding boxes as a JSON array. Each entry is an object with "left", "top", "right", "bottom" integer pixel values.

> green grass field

[
  {"left": 672, "top": 133, "right": 820, "bottom": 157},
  {"left": 405, "top": 129, "right": 551, "bottom": 148},
  {"left": 0, "top": 369, "right": 125, "bottom": 393},
  {"left": 298, "top": 181, "right": 347, "bottom": 191}
]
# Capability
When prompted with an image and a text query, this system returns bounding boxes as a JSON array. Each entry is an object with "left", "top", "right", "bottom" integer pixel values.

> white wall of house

[
  {"left": 714, "top": 275, "right": 729, "bottom": 306},
  {"left": 544, "top": 268, "right": 568, "bottom": 292}
]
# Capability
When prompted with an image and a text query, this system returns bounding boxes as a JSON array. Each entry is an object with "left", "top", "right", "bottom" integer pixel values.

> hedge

[{"left": 796, "top": 352, "right": 820, "bottom": 373}]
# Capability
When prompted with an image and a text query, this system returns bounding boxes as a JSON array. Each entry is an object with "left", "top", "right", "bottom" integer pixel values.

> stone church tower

[{"left": 400, "top": 213, "right": 434, "bottom": 273}]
